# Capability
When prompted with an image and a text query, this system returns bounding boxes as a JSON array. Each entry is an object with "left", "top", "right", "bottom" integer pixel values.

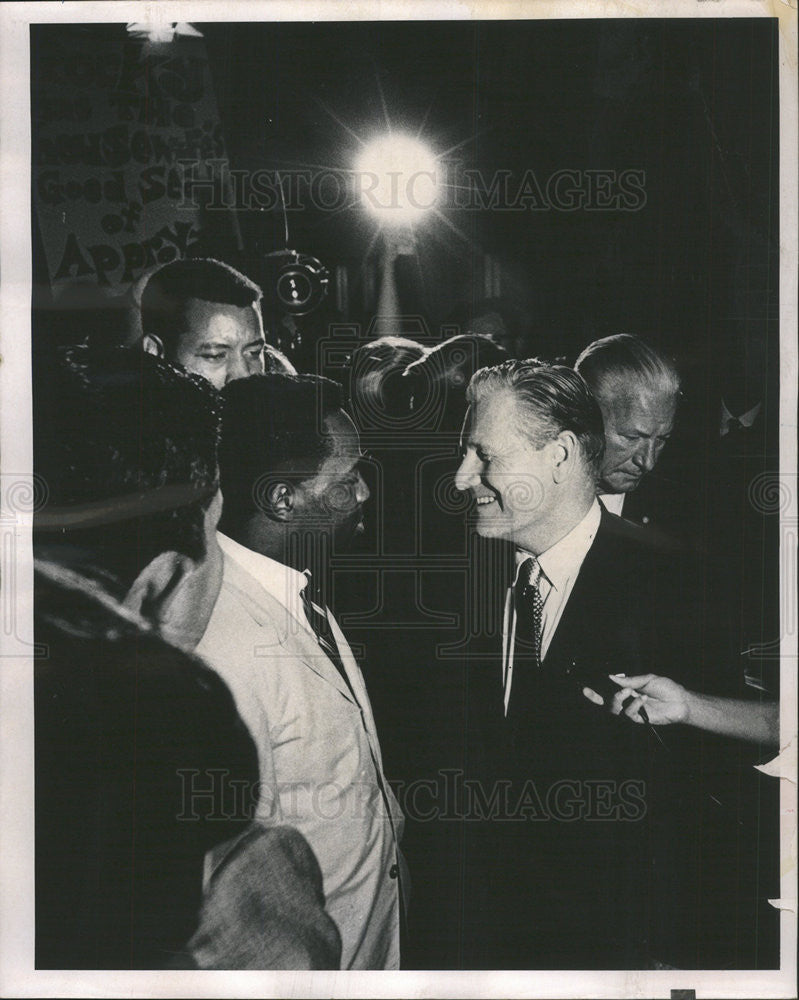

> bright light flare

[
  {"left": 126, "top": 21, "right": 203, "bottom": 44},
  {"left": 354, "top": 134, "right": 441, "bottom": 226}
]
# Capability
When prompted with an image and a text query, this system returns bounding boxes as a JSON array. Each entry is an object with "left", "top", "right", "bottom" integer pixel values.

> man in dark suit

[{"left": 447, "top": 359, "right": 748, "bottom": 970}]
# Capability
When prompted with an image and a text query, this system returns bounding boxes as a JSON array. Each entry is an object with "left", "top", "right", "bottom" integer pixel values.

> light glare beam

[{"left": 354, "top": 134, "right": 441, "bottom": 226}]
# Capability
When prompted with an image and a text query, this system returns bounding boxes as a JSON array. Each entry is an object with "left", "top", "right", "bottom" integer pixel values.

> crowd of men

[{"left": 33, "top": 257, "right": 779, "bottom": 971}]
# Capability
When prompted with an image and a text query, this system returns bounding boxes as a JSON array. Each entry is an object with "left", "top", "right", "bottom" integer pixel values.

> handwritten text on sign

[{"left": 33, "top": 27, "right": 227, "bottom": 289}]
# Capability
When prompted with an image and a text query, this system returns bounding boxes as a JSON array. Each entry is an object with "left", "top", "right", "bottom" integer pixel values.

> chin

[
  {"left": 472, "top": 517, "right": 513, "bottom": 542},
  {"left": 334, "top": 519, "right": 362, "bottom": 549},
  {"left": 604, "top": 477, "right": 639, "bottom": 494}
]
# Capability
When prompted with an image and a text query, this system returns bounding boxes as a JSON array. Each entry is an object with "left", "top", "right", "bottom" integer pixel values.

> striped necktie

[{"left": 301, "top": 571, "right": 355, "bottom": 698}]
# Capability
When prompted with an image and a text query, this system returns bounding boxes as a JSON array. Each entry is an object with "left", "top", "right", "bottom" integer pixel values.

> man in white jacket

[{"left": 198, "top": 372, "right": 406, "bottom": 970}]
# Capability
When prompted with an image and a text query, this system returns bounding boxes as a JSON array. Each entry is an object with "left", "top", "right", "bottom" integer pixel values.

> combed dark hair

[
  {"left": 404, "top": 334, "right": 511, "bottom": 431},
  {"left": 140, "top": 257, "right": 262, "bottom": 354},
  {"left": 34, "top": 346, "right": 221, "bottom": 592},
  {"left": 349, "top": 336, "right": 427, "bottom": 423},
  {"left": 426, "top": 333, "right": 509, "bottom": 374},
  {"left": 575, "top": 333, "right": 681, "bottom": 400},
  {"left": 218, "top": 373, "right": 344, "bottom": 531},
  {"left": 467, "top": 360, "right": 605, "bottom": 467}
]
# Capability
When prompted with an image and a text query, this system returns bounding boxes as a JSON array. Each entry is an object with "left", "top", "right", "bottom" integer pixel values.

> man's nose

[
  {"left": 454, "top": 452, "right": 480, "bottom": 492},
  {"left": 632, "top": 440, "right": 658, "bottom": 473},
  {"left": 224, "top": 353, "right": 250, "bottom": 384}
]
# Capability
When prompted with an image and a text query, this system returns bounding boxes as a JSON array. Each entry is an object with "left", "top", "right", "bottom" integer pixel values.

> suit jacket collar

[
  {"left": 524, "top": 498, "right": 601, "bottom": 595},
  {"left": 543, "top": 507, "right": 642, "bottom": 673},
  {"left": 218, "top": 532, "right": 309, "bottom": 618},
  {"left": 217, "top": 532, "right": 361, "bottom": 706}
]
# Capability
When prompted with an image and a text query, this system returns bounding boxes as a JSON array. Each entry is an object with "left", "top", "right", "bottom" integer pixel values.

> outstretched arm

[{"left": 583, "top": 673, "right": 779, "bottom": 747}]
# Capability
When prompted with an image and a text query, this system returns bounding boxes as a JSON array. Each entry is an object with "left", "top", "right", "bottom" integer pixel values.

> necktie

[
  {"left": 724, "top": 416, "right": 745, "bottom": 436},
  {"left": 515, "top": 556, "right": 544, "bottom": 665},
  {"left": 300, "top": 572, "right": 355, "bottom": 698},
  {"left": 507, "top": 556, "right": 544, "bottom": 718}
]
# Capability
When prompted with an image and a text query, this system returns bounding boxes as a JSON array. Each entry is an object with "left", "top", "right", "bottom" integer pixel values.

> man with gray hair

[{"left": 575, "top": 334, "right": 682, "bottom": 529}]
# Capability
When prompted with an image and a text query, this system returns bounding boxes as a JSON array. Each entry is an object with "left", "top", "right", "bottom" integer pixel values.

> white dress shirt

[
  {"left": 197, "top": 532, "right": 405, "bottom": 970},
  {"left": 598, "top": 491, "right": 625, "bottom": 516},
  {"left": 502, "top": 500, "right": 602, "bottom": 714}
]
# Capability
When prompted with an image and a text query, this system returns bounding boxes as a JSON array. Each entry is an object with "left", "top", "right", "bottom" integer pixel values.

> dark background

[
  {"left": 29, "top": 16, "right": 783, "bottom": 972},
  {"left": 33, "top": 18, "right": 779, "bottom": 388},
  {"left": 200, "top": 18, "right": 779, "bottom": 370}
]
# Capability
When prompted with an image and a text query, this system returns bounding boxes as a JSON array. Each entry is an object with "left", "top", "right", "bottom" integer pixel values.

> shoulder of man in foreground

[
  {"left": 596, "top": 507, "right": 739, "bottom": 696},
  {"left": 173, "top": 823, "right": 342, "bottom": 970}
]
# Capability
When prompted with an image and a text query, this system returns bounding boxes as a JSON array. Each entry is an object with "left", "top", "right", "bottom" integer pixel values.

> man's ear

[
  {"left": 123, "top": 550, "right": 192, "bottom": 625},
  {"left": 551, "top": 431, "right": 577, "bottom": 483},
  {"left": 265, "top": 480, "right": 295, "bottom": 521},
  {"left": 142, "top": 333, "right": 165, "bottom": 358}
]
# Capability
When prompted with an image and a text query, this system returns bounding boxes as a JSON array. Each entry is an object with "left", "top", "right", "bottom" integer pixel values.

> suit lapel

[
  {"left": 543, "top": 510, "right": 651, "bottom": 687},
  {"left": 222, "top": 552, "right": 358, "bottom": 705},
  {"left": 542, "top": 513, "right": 613, "bottom": 672}
]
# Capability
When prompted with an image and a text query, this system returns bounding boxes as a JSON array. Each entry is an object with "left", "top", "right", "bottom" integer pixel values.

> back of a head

[
  {"left": 467, "top": 358, "right": 605, "bottom": 469},
  {"left": 352, "top": 335, "right": 426, "bottom": 370},
  {"left": 34, "top": 346, "right": 221, "bottom": 593},
  {"left": 575, "top": 333, "right": 681, "bottom": 405},
  {"left": 217, "top": 373, "right": 344, "bottom": 532},
  {"left": 405, "top": 334, "right": 510, "bottom": 431},
  {"left": 140, "top": 257, "right": 262, "bottom": 356},
  {"left": 350, "top": 336, "right": 426, "bottom": 424},
  {"left": 438, "top": 333, "right": 510, "bottom": 375}
]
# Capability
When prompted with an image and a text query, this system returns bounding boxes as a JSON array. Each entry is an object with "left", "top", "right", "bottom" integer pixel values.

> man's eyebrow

[
  {"left": 245, "top": 337, "right": 266, "bottom": 349},
  {"left": 630, "top": 427, "right": 672, "bottom": 437},
  {"left": 194, "top": 342, "right": 230, "bottom": 351}
]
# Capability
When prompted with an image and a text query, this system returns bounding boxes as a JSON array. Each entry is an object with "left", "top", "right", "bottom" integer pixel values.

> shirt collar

[
  {"left": 217, "top": 531, "right": 309, "bottom": 610},
  {"left": 598, "top": 491, "right": 626, "bottom": 517},
  {"left": 515, "top": 499, "right": 601, "bottom": 592},
  {"left": 720, "top": 398, "right": 762, "bottom": 434}
]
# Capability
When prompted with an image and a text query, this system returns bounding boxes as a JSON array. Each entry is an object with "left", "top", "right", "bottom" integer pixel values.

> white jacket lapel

[{"left": 223, "top": 553, "right": 356, "bottom": 703}]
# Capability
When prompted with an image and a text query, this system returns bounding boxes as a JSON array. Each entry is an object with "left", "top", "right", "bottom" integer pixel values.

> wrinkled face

[
  {"left": 293, "top": 410, "right": 371, "bottom": 548},
  {"left": 173, "top": 298, "right": 266, "bottom": 389},
  {"left": 596, "top": 386, "right": 677, "bottom": 494},
  {"left": 454, "top": 391, "right": 555, "bottom": 547}
]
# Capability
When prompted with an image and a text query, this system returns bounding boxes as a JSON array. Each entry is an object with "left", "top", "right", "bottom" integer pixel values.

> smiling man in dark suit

[{"left": 451, "top": 359, "right": 726, "bottom": 970}]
